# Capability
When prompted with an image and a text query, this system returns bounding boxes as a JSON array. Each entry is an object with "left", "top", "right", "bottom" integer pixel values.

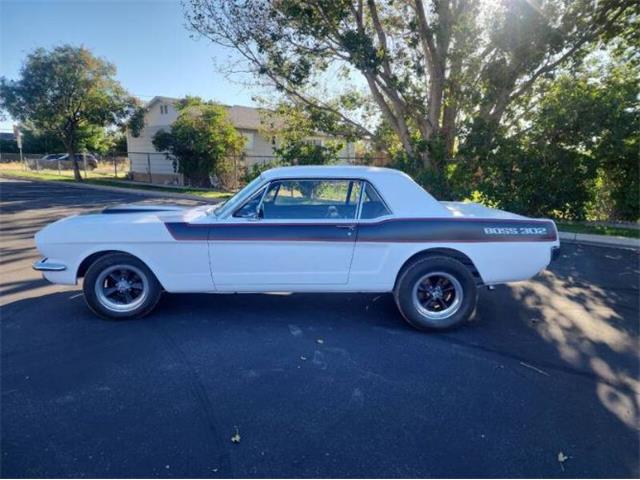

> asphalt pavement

[{"left": 1, "top": 178, "right": 639, "bottom": 478}]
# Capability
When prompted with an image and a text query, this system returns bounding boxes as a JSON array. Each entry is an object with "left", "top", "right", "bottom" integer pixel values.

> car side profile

[{"left": 33, "top": 166, "right": 559, "bottom": 330}]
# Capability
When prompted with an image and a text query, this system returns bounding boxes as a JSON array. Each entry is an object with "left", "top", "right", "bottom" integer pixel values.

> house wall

[
  {"left": 126, "top": 101, "right": 182, "bottom": 184},
  {"left": 240, "top": 129, "right": 278, "bottom": 166},
  {"left": 126, "top": 98, "right": 356, "bottom": 186},
  {"left": 146, "top": 101, "right": 178, "bottom": 126}
]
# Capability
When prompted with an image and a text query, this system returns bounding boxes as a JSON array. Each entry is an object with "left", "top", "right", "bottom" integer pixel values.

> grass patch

[
  {"left": 556, "top": 222, "right": 640, "bottom": 239},
  {"left": 0, "top": 165, "right": 232, "bottom": 201}
]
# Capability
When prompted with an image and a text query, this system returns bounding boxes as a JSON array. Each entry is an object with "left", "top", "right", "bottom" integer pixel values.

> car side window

[
  {"left": 233, "top": 187, "right": 266, "bottom": 218},
  {"left": 360, "top": 183, "right": 391, "bottom": 219},
  {"left": 262, "top": 179, "right": 361, "bottom": 220}
]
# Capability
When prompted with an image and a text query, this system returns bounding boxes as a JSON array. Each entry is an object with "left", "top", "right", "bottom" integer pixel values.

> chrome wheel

[
  {"left": 412, "top": 271, "right": 463, "bottom": 321},
  {"left": 95, "top": 264, "right": 149, "bottom": 313}
]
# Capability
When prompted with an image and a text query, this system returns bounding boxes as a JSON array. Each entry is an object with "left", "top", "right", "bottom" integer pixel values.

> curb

[
  {"left": 0, "top": 174, "right": 215, "bottom": 203},
  {"left": 558, "top": 231, "right": 639, "bottom": 250}
]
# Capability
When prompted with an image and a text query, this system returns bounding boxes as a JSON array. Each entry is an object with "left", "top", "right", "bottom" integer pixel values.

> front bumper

[{"left": 32, "top": 258, "right": 67, "bottom": 272}]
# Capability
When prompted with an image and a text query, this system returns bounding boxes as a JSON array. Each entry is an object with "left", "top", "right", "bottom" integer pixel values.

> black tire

[
  {"left": 83, "top": 253, "right": 162, "bottom": 319},
  {"left": 394, "top": 255, "right": 477, "bottom": 331}
]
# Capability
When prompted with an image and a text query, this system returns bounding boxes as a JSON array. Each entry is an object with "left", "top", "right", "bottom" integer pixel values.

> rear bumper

[{"left": 32, "top": 258, "right": 67, "bottom": 272}]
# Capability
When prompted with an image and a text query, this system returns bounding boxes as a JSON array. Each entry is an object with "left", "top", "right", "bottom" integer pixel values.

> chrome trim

[
  {"left": 32, "top": 258, "right": 67, "bottom": 272},
  {"left": 355, "top": 180, "right": 365, "bottom": 220}
]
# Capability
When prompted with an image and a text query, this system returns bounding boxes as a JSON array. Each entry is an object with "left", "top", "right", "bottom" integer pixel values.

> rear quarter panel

[{"left": 349, "top": 218, "right": 558, "bottom": 290}]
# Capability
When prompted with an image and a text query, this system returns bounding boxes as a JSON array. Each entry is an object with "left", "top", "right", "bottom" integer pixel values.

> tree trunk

[
  {"left": 70, "top": 147, "right": 82, "bottom": 181},
  {"left": 442, "top": 100, "right": 457, "bottom": 158},
  {"left": 63, "top": 127, "right": 82, "bottom": 182},
  {"left": 428, "top": 67, "right": 444, "bottom": 138}
]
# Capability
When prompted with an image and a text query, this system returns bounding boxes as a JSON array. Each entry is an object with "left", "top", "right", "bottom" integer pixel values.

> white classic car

[{"left": 34, "top": 166, "right": 559, "bottom": 330}]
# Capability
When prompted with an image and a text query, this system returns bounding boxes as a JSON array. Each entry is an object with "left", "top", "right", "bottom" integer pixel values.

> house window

[
  {"left": 242, "top": 132, "right": 255, "bottom": 151},
  {"left": 160, "top": 105, "right": 168, "bottom": 114}
]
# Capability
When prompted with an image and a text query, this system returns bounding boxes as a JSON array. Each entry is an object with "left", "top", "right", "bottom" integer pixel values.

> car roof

[
  {"left": 260, "top": 165, "right": 408, "bottom": 180},
  {"left": 259, "top": 165, "right": 451, "bottom": 217}
]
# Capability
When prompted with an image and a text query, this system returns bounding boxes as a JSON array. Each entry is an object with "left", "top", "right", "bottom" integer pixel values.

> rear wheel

[
  {"left": 394, "top": 255, "right": 477, "bottom": 330},
  {"left": 83, "top": 253, "right": 162, "bottom": 319}
]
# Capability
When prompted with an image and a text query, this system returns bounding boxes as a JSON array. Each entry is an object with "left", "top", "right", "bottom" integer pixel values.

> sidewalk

[
  {"left": 558, "top": 231, "right": 639, "bottom": 250},
  {"left": 0, "top": 173, "right": 224, "bottom": 202}
]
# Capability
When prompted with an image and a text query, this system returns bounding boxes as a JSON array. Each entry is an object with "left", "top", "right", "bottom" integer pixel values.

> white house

[{"left": 126, "top": 96, "right": 356, "bottom": 185}]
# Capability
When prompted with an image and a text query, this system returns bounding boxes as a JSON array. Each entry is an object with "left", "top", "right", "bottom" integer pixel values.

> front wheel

[
  {"left": 394, "top": 255, "right": 477, "bottom": 330},
  {"left": 83, "top": 253, "right": 162, "bottom": 319}
]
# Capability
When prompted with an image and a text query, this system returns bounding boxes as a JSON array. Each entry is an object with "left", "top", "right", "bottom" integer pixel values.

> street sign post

[{"left": 13, "top": 125, "right": 24, "bottom": 170}]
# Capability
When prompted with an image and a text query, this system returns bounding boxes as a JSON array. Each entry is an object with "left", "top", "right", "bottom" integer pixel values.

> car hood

[{"left": 35, "top": 203, "right": 211, "bottom": 248}]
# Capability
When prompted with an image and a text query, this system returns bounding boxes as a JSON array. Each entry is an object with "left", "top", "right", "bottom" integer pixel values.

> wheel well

[
  {"left": 394, "top": 248, "right": 483, "bottom": 289},
  {"left": 77, "top": 250, "right": 133, "bottom": 279}
]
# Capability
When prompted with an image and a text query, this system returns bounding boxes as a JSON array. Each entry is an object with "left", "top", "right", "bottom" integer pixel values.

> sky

[{"left": 0, "top": 0, "right": 262, "bottom": 132}]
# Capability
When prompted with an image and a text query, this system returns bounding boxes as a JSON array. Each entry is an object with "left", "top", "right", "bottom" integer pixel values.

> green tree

[
  {"left": 0, "top": 45, "right": 134, "bottom": 180},
  {"left": 453, "top": 54, "right": 639, "bottom": 221},
  {"left": 152, "top": 97, "right": 246, "bottom": 188},
  {"left": 185, "top": 0, "right": 634, "bottom": 176},
  {"left": 12, "top": 124, "right": 120, "bottom": 156},
  {"left": 261, "top": 101, "right": 345, "bottom": 165}
]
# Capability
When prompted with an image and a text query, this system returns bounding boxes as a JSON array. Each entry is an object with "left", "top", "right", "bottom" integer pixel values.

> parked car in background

[
  {"left": 37, "top": 153, "right": 99, "bottom": 170},
  {"left": 33, "top": 166, "right": 559, "bottom": 330},
  {"left": 30, "top": 153, "right": 63, "bottom": 169},
  {"left": 56, "top": 153, "right": 99, "bottom": 170},
  {"left": 38, "top": 153, "right": 64, "bottom": 163}
]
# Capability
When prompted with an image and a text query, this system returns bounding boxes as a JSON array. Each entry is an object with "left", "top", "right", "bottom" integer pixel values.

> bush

[
  {"left": 242, "top": 160, "right": 283, "bottom": 183},
  {"left": 152, "top": 97, "right": 245, "bottom": 188}
]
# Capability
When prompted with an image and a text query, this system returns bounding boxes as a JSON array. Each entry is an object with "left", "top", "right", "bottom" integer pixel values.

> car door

[{"left": 209, "top": 178, "right": 361, "bottom": 288}]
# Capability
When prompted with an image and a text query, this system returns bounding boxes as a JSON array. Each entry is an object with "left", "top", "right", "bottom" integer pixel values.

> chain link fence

[
  {"left": 0, "top": 151, "right": 390, "bottom": 189},
  {"left": 0, "top": 152, "right": 131, "bottom": 181}
]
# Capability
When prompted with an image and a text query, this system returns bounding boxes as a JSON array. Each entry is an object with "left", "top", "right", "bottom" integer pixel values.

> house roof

[{"left": 145, "top": 96, "right": 264, "bottom": 130}]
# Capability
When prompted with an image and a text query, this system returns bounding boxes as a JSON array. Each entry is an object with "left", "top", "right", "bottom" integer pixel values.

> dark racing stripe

[
  {"left": 357, "top": 218, "right": 557, "bottom": 243},
  {"left": 164, "top": 218, "right": 557, "bottom": 243},
  {"left": 103, "top": 208, "right": 177, "bottom": 214},
  {"left": 165, "top": 222, "right": 355, "bottom": 242},
  {"left": 102, "top": 205, "right": 185, "bottom": 214}
]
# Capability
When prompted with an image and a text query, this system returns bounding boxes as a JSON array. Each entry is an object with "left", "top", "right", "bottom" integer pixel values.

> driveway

[{"left": 1, "top": 178, "right": 638, "bottom": 478}]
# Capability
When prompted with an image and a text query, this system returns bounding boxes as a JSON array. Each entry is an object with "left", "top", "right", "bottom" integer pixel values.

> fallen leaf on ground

[
  {"left": 300, "top": 356, "right": 307, "bottom": 361},
  {"left": 231, "top": 427, "right": 241, "bottom": 444},
  {"left": 558, "top": 452, "right": 569, "bottom": 471},
  {"left": 316, "top": 339, "right": 324, "bottom": 344}
]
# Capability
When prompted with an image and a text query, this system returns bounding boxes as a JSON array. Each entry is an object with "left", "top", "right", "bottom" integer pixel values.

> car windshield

[{"left": 208, "top": 175, "right": 265, "bottom": 217}]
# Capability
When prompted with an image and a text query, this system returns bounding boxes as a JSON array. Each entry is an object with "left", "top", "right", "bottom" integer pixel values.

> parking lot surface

[{"left": 1, "top": 178, "right": 639, "bottom": 478}]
